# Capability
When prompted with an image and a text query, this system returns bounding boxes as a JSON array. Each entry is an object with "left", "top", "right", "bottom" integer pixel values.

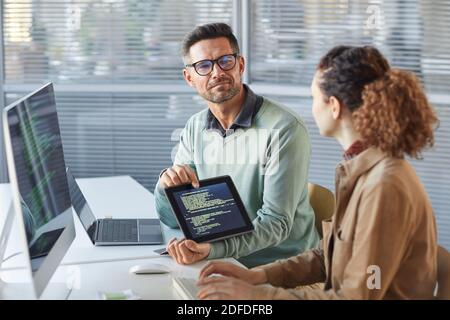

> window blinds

[
  {"left": 2, "top": 0, "right": 232, "bottom": 190},
  {"left": 252, "top": 0, "right": 450, "bottom": 249},
  {"left": 251, "top": 0, "right": 450, "bottom": 94},
  {"left": 1, "top": 0, "right": 449, "bottom": 249}
]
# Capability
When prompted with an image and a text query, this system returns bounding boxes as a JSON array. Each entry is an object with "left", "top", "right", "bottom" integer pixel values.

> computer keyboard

[
  {"left": 172, "top": 277, "right": 199, "bottom": 300},
  {"left": 102, "top": 220, "right": 138, "bottom": 242}
]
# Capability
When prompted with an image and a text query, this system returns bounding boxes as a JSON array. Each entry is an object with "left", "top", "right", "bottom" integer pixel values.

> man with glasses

[{"left": 154, "top": 23, "right": 319, "bottom": 268}]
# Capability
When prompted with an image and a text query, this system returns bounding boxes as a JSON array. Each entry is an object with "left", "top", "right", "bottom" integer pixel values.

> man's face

[{"left": 183, "top": 37, "right": 244, "bottom": 104}]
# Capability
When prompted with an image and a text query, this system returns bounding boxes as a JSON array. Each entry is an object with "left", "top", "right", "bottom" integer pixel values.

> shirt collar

[
  {"left": 333, "top": 147, "right": 389, "bottom": 225},
  {"left": 204, "top": 84, "right": 263, "bottom": 136},
  {"left": 342, "top": 140, "right": 367, "bottom": 161},
  {"left": 337, "top": 147, "right": 389, "bottom": 184}
]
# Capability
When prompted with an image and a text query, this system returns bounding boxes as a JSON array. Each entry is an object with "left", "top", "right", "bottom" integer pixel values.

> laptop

[{"left": 66, "top": 168, "right": 164, "bottom": 245}]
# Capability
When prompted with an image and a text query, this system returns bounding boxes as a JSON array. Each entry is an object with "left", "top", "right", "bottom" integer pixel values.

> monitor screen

[{"left": 3, "top": 83, "right": 74, "bottom": 279}]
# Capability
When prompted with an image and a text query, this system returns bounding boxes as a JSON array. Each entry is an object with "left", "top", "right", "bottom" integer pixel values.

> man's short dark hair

[{"left": 181, "top": 23, "right": 240, "bottom": 63}]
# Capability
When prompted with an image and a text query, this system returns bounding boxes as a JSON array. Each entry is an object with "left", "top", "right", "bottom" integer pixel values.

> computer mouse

[{"left": 129, "top": 263, "right": 171, "bottom": 275}]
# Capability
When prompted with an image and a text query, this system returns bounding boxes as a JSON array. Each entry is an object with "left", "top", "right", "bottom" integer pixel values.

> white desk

[
  {"left": 63, "top": 175, "right": 182, "bottom": 265},
  {"left": 1, "top": 176, "right": 179, "bottom": 267},
  {"left": 0, "top": 176, "right": 241, "bottom": 299}
]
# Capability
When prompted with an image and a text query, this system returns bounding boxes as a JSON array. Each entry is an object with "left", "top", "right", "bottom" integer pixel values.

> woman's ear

[{"left": 329, "top": 96, "right": 342, "bottom": 120}]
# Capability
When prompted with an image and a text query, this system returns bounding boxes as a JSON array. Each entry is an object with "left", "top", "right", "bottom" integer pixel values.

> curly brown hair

[
  {"left": 354, "top": 69, "right": 438, "bottom": 158},
  {"left": 317, "top": 45, "right": 438, "bottom": 158}
]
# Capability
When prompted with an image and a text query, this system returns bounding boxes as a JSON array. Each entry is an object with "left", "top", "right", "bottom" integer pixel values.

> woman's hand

[
  {"left": 199, "top": 261, "right": 267, "bottom": 285},
  {"left": 197, "top": 276, "right": 269, "bottom": 300}
]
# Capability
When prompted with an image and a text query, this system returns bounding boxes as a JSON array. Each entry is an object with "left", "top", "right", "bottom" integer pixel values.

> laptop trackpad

[{"left": 139, "top": 224, "right": 163, "bottom": 243}]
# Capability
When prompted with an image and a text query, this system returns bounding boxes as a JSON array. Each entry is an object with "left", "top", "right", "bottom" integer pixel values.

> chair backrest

[
  {"left": 308, "top": 183, "right": 335, "bottom": 238},
  {"left": 436, "top": 245, "right": 450, "bottom": 300}
]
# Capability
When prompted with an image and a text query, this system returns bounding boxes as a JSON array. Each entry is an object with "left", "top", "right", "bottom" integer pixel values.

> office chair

[
  {"left": 308, "top": 183, "right": 335, "bottom": 239},
  {"left": 436, "top": 245, "right": 450, "bottom": 300}
]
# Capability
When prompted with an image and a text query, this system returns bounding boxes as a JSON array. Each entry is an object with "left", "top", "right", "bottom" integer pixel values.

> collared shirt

[
  {"left": 155, "top": 92, "right": 319, "bottom": 268},
  {"left": 342, "top": 140, "right": 366, "bottom": 161},
  {"left": 260, "top": 147, "right": 437, "bottom": 299},
  {"left": 204, "top": 84, "right": 264, "bottom": 137},
  {"left": 158, "top": 85, "right": 263, "bottom": 178}
]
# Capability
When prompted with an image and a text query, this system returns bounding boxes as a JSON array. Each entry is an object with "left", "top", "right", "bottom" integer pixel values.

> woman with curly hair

[{"left": 196, "top": 45, "right": 438, "bottom": 300}]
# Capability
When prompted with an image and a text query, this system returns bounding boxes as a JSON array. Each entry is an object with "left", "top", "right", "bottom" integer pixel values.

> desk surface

[
  {"left": 1, "top": 176, "right": 179, "bottom": 267},
  {"left": 64, "top": 175, "right": 180, "bottom": 265},
  {"left": 61, "top": 256, "right": 238, "bottom": 300},
  {"left": 0, "top": 176, "right": 241, "bottom": 299}
]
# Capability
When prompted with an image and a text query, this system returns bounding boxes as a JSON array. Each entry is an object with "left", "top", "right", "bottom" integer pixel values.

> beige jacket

[{"left": 259, "top": 147, "right": 437, "bottom": 299}]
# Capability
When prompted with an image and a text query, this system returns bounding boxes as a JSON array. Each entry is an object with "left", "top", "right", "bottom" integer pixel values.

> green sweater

[{"left": 154, "top": 98, "right": 319, "bottom": 267}]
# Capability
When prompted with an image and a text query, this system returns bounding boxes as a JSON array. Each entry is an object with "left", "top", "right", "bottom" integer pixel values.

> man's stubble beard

[{"left": 202, "top": 81, "right": 241, "bottom": 104}]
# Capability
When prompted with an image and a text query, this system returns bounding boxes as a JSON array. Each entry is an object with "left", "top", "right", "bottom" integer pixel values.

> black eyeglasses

[{"left": 186, "top": 53, "right": 238, "bottom": 76}]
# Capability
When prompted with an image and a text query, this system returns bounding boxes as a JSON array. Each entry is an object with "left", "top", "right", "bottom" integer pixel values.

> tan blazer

[{"left": 259, "top": 148, "right": 437, "bottom": 299}]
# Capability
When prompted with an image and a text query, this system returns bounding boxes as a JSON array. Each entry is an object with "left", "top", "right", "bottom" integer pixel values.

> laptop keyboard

[{"left": 101, "top": 220, "right": 138, "bottom": 242}]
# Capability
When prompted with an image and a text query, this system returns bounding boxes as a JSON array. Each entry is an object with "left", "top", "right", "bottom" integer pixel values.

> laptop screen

[{"left": 66, "top": 168, "right": 97, "bottom": 242}]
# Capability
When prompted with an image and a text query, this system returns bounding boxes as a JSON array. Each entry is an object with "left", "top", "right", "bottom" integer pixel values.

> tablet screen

[{"left": 165, "top": 176, "right": 253, "bottom": 242}]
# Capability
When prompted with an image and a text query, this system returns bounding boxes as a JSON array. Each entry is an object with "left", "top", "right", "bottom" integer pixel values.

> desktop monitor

[{"left": 1, "top": 83, "right": 75, "bottom": 299}]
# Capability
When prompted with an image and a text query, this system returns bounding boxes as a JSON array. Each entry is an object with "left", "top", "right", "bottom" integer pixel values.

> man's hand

[
  {"left": 197, "top": 276, "right": 269, "bottom": 300},
  {"left": 159, "top": 164, "right": 199, "bottom": 188},
  {"left": 198, "top": 261, "right": 268, "bottom": 285},
  {"left": 166, "top": 238, "right": 211, "bottom": 265}
]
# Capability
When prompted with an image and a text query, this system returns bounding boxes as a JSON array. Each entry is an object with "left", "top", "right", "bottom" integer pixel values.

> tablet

[{"left": 164, "top": 175, "right": 254, "bottom": 243}]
